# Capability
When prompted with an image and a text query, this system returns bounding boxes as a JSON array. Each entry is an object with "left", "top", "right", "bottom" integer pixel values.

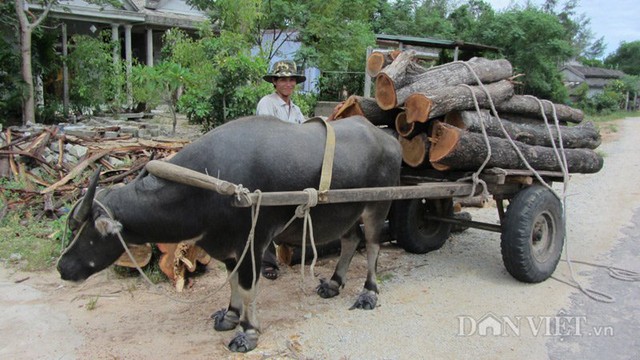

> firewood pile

[
  {"left": 341, "top": 50, "right": 603, "bottom": 174},
  {"left": 0, "top": 120, "right": 209, "bottom": 290}
]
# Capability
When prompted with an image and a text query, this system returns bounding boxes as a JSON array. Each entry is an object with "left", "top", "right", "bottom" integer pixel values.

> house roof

[
  {"left": 562, "top": 65, "right": 625, "bottom": 80},
  {"left": 375, "top": 34, "right": 500, "bottom": 53},
  {"left": 30, "top": 0, "right": 207, "bottom": 29}
]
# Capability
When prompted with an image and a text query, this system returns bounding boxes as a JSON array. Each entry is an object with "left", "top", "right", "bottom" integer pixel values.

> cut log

[
  {"left": 429, "top": 121, "right": 604, "bottom": 173},
  {"left": 395, "top": 111, "right": 430, "bottom": 138},
  {"left": 377, "top": 57, "right": 513, "bottom": 110},
  {"left": 495, "top": 112, "right": 567, "bottom": 126},
  {"left": 445, "top": 110, "right": 601, "bottom": 149},
  {"left": 114, "top": 243, "right": 153, "bottom": 268},
  {"left": 157, "top": 242, "right": 212, "bottom": 292},
  {"left": 404, "top": 79, "right": 514, "bottom": 123},
  {"left": 494, "top": 95, "right": 584, "bottom": 124},
  {"left": 366, "top": 50, "right": 401, "bottom": 77},
  {"left": 375, "top": 51, "right": 429, "bottom": 108},
  {"left": 399, "top": 132, "right": 432, "bottom": 168},
  {"left": 334, "top": 95, "right": 401, "bottom": 127}
]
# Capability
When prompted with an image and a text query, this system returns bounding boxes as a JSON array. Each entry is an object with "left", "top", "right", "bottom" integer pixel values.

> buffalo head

[{"left": 57, "top": 169, "right": 125, "bottom": 282}]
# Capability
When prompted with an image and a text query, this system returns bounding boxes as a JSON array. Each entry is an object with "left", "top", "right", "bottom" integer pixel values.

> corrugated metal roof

[
  {"left": 562, "top": 65, "right": 625, "bottom": 79},
  {"left": 375, "top": 34, "right": 500, "bottom": 52}
]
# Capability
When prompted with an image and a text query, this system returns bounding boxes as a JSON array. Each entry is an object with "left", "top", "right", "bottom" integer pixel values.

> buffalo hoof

[
  {"left": 349, "top": 290, "right": 378, "bottom": 310},
  {"left": 211, "top": 308, "right": 239, "bottom": 331},
  {"left": 228, "top": 329, "right": 258, "bottom": 352},
  {"left": 316, "top": 278, "right": 340, "bottom": 299}
]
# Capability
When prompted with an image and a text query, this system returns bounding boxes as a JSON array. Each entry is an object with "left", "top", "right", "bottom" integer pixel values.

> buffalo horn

[{"left": 73, "top": 167, "right": 101, "bottom": 222}]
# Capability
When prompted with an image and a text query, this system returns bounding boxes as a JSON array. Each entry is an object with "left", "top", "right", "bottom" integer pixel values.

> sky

[{"left": 485, "top": 0, "right": 640, "bottom": 57}]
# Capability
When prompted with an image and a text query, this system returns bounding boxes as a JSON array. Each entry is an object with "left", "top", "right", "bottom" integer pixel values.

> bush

[{"left": 67, "top": 32, "right": 126, "bottom": 114}]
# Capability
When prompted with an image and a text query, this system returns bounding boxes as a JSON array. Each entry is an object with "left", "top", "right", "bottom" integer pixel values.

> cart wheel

[
  {"left": 392, "top": 198, "right": 453, "bottom": 254},
  {"left": 501, "top": 185, "right": 564, "bottom": 283}
]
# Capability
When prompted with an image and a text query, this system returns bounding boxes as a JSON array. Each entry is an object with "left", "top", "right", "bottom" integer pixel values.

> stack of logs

[{"left": 337, "top": 50, "right": 603, "bottom": 174}]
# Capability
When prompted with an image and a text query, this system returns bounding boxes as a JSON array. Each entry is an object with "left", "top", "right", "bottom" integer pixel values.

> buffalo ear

[{"left": 94, "top": 216, "right": 123, "bottom": 236}]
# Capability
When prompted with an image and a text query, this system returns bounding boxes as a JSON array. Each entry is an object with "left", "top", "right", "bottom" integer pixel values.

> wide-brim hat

[{"left": 263, "top": 60, "right": 307, "bottom": 83}]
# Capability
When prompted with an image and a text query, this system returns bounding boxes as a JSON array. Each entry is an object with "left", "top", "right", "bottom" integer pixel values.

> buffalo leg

[
  {"left": 350, "top": 201, "right": 390, "bottom": 310},
  {"left": 227, "top": 244, "right": 263, "bottom": 352},
  {"left": 317, "top": 226, "right": 360, "bottom": 298},
  {"left": 212, "top": 259, "right": 242, "bottom": 331}
]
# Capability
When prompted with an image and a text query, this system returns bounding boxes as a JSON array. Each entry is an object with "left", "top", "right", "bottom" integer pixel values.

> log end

[
  {"left": 114, "top": 243, "right": 152, "bottom": 268},
  {"left": 335, "top": 95, "right": 365, "bottom": 120},
  {"left": 395, "top": 112, "right": 414, "bottom": 138},
  {"left": 375, "top": 74, "right": 398, "bottom": 110},
  {"left": 405, "top": 93, "right": 432, "bottom": 123},
  {"left": 366, "top": 52, "right": 386, "bottom": 78},
  {"left": 429, "top": 121, "right": 460, "bottom": 171},
  {"left": 399, "top": 133, "right": 430, "bottom": 168}
]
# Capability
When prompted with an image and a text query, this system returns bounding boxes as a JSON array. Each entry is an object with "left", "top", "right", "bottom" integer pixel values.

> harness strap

[{"left": 305, "top": 117, "right": 336, "bottom": 193}]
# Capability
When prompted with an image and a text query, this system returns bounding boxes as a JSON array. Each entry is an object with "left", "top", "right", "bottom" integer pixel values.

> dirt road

[{"left": 1, "top": 118, "right": 639, "bottom": 360}]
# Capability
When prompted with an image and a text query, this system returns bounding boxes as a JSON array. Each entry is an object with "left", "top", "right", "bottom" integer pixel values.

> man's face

[{"left": 273, "top": 77, "right": 297, "bottom": 98}]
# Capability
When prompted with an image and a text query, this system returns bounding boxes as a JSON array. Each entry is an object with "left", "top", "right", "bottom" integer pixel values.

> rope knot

[
  {"left": 234, "top": 184, "right": 252, "bottom": 205},
  {"left": 295, "top": 188, "right": 319, "bottom": 218}
]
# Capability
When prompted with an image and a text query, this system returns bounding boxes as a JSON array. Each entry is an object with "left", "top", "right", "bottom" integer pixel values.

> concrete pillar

[
  {"left": 364, "top": 46, "right": 372, "bottom": 97},
  {"left": 111, "top": 23, "right": 120, "bottom": 107},
  {"left": 124, "top": 24, "right": 133, "bottom": 108},
  {"left": 146, "top": 28, "right": 154, "bottom": 66},
  {"left": 111, "top": 23, "right": 119, "bottom": 65},
  {"left": 62, "top": 22, "right": 70, "bottom": 119}
]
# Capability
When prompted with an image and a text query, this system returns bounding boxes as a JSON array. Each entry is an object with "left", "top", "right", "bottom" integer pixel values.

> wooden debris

[{"left": 157, "top": 242, "right": 211, "bottom": 292}]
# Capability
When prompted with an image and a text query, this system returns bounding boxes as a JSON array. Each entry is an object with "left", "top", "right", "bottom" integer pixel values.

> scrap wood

[
  {"left": 157, "top": 242, "right": 211, "bottom": 292},
  {"left": 40, "top": 149, "right": 111, "bottom": 194}
]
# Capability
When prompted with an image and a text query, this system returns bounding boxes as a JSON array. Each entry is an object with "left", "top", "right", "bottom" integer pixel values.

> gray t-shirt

[{"left": 256, "top": 93, "right": 305, "bottom": 124}]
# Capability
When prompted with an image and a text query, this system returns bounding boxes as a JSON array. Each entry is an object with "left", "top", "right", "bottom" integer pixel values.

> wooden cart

[{"left": 147, "top": 161, "right": 566, "bottom": 284}]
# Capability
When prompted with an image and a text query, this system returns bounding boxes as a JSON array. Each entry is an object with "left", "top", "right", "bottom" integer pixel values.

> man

[
  {"left": 256, "top": 60, "right": 343, "bottom": 280},
  {"left": 256, "top": 60, "right": 307, "bottom": 124},
  {"left": 255, "top": 60, "right": 307, "bottom": 280}
]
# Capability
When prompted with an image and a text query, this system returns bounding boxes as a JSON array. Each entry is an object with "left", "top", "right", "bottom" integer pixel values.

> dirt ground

[{"left": 1, "top": 118, "right": 639, "bottom": 360}]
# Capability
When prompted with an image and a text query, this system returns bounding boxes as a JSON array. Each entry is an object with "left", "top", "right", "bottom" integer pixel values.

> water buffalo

[{"left": 57, "top": 115, "right": 402, "bottom": 352}]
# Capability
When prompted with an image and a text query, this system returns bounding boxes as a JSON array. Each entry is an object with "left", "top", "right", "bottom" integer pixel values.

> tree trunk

[
  {"left": 494, "top": 95, "right": 584, "bottom": 124},
  {"left": 377, "top": 57, "right": 513, "bottom": 110},
  {"left": 366, "top": 50, "right": 401, "bottom": 77},
  {"left": 334, "top": 95, "right": 401, "bottom": 127},
  {"left": 445, "top": 110, "right": 601, "bottom": 149},
  {"left": 15, "top": 0, "right": 53, "bottom": 126},
  {"left": 399, "top": 132, "right": 432, "bottom": 168},
  {"left": 404, "top": 79, "right": 514, "bottom": 123},
  {"left": 429, "top": 121, "right": 604, "bottom": 173},
  {"left": 19, "top": 26, "right": 35, "bottom": 126}
]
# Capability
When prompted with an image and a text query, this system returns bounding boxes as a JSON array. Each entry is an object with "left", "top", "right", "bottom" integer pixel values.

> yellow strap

[{"left": 304, "top": 117, "right": 335, "bottom": 192}]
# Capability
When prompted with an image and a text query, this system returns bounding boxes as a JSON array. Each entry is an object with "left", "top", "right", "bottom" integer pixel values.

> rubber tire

[
  {"left": 393, "top": 198, "right": 453, "bottom": 254},
  {"left": 501, "top": 185, "right": 564, "bottom": 283}
]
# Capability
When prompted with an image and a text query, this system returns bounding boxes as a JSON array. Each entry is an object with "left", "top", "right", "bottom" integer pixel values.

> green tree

[
  {"left": 132, "top": 61, "right": 188, "bottom": 134},
  {"left": 605, "top": 41, "right": 640, "bottom": 76},
  {"left": 469, "top": 6, "right": 574, "bottom": 101},
  {"left": 66, "top": 33, "right": 125, "bottom": 115},
  {"left": 12, "top": 0, "right": 118, "bottom": 125},
  {"left": 161, "top": 28, "right": 270, "bottom": 130}
]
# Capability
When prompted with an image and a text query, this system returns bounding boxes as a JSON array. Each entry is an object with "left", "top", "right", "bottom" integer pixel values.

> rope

[{"left": 457, "top": 62, "right": 632, "bottom": 303}]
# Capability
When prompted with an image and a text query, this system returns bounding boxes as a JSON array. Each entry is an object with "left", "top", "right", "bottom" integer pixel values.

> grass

[
  {"left": 85, "top": 296, "right": 98, "bottom": 311},
  {"left": 586, "top": 110, "right": 640, "bottom": 124},
  {"left": 0, "top": 205, "right": 68, "bottom": 271}
]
